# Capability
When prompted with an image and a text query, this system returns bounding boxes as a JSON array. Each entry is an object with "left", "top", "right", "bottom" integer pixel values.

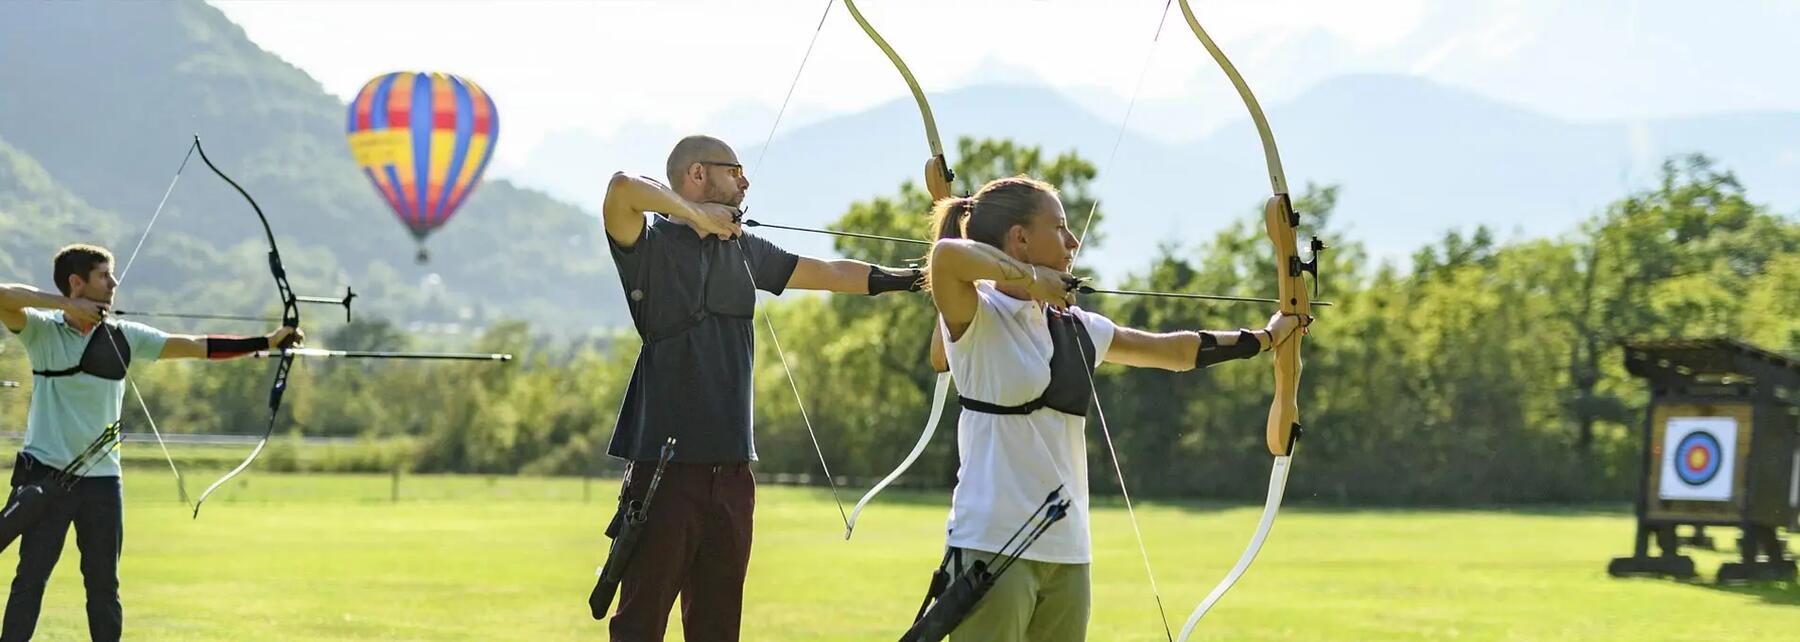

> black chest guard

[
  {"left": 31, "top": 323, "right": 131, "bottom": 381},
  {"left": 957, "top": 308, "right": 1097, "bottom": 418}
]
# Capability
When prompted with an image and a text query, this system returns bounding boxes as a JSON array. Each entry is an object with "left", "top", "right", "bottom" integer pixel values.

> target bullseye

[{"left": 1674, "top": 431, "right": 1722, "bottom": 486}]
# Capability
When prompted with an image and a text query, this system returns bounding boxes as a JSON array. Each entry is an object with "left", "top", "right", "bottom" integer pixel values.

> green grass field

[{"left": 2, "top": 469, "right": 1795, "bottom": 641}]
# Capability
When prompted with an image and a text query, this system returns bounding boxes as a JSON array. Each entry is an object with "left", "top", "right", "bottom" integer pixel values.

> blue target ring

[{"left": 1674, "top": 431, "right": 1722, "bottom": 486}]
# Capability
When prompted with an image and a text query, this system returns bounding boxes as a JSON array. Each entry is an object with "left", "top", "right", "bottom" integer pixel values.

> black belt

[
  {"left": 957, "top": 394, "right": 1086, "bottom": 417},
  {"left": 957, "top": 395, "right": 1046, "bottom": 416}
]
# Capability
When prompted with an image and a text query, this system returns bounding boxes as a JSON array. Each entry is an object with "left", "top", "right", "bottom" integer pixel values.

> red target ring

[{"left": 1674, "top": 431, "right": 1722, "bottom": 486}]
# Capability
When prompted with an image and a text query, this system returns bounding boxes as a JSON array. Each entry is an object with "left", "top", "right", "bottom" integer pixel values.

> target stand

[{"left": 1608, "top": 338, "right": 1799, "bottom": 582}]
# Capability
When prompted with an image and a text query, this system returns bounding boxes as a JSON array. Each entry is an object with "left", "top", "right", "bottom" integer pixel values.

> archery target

[{"left": 1658, "top": 416, "right": 1737, "bottom": 502}]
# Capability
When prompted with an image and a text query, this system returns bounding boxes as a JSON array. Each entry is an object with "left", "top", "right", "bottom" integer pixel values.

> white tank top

[{"left": 942, "top": 282, "right": 1115, "bottom": 564}]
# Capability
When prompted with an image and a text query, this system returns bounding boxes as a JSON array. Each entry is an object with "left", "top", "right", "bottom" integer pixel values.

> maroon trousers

[{"left": 608, "top": 461, "right": 756, "bottom": 642}]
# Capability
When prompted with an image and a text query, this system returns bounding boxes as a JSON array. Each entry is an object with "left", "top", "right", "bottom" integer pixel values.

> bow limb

[
  {"left": 1173, "top": 1, "right": 1317, "bottom": 635},
  {"left": 841, "top": 0, "right": 955, "bottom": 202},
  {"left": 1175, "top": 455, "right": 1291, "bottom": 638},
  {"left": 843, "top": 371, "right": 950, "bottom": 538},
  {"left": 187, "top": 135, "right": 301, "bottom": 518},
  {"left": 836, "top": 0, "right": 960, "bottom": 539}
]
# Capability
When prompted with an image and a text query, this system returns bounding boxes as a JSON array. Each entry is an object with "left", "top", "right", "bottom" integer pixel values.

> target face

[
  {"left": 1658, "top": 417, "right": 1737, "bottom": 502},
  {"left": 1674, "top": 431, "right": 1722, "bottom": 485}
]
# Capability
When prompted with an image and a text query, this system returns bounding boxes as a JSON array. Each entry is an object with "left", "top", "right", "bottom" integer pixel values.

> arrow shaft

[
  {"left": 252, "top": 348, "right": 512, "bottom": 361},
  {"left": 742, "top": 221, "right": 1333, "bottom": 307},
  {"left": 114, "top": 311, "right": 275, "bottom": 323},
  {"left": 1079, "top": 288, "right": 1333, "bottom": 307}
]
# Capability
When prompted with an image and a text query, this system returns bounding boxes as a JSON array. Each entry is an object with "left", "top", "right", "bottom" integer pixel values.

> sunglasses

[{"left": 698, "top": 160, "right": 744, "bottom": 178}]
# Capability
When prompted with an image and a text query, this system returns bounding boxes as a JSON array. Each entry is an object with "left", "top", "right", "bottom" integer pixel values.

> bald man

[{"left": 596, "top": 135, "right": 924, "bottom": 641}]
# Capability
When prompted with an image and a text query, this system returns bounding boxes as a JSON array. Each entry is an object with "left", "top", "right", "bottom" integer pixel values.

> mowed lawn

[{"left": 1, "top": 470, "right": 1795, "bottom": 641}]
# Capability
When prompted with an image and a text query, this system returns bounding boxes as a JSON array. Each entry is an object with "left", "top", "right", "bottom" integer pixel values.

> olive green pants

[{"left": 948, "top": 549, "right": 1091, "bottom": 642}]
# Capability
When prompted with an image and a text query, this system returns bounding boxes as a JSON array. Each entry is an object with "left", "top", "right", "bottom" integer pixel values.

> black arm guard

[
  {"left": 868, "top": 265, "right": 924, "bottom": 295},
  {"left": 1195, "top": 329, "right": 1262, "bottom": 369},
  {"left": 206, "top": 335, "right": 273, "bottom": 359}
]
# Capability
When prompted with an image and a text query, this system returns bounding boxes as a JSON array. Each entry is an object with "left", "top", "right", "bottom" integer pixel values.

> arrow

[
  {"left": 1076, "top": 286, "right": 1334, "bottom": 307},
  {"left": 112, "top": 311, "right": 278, "bottom": 323},
  {"left": 743, "top": 217, "right": 1335, "bottom": 308},
  {"left": 250, "top": 348, "right": 513, "bottom": 361}
]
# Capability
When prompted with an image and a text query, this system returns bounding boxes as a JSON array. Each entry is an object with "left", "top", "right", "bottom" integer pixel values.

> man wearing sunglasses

[
  {"left": 0, "top": 244, "right": 298, "bottom": 642},
  {"left": 597, "top": 135, "right": 924, "bottom": 641}
]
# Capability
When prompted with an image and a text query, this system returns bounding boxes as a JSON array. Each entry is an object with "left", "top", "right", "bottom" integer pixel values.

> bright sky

[{"left": 215, "top": 0, "right": 1800, "bottom": 169}]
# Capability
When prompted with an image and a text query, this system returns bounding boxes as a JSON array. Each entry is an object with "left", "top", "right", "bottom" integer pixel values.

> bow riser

[
  {"left": 1264, "top": 194, "right": 1308, "bottom": 456},
  {"left": 924, "top": 156, "right": 954, "bottom": 202}
]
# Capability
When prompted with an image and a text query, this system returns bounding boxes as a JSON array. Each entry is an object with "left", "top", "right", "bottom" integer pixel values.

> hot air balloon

[{"left": 347, "top": 72, "right": 498, "bottom": 263}]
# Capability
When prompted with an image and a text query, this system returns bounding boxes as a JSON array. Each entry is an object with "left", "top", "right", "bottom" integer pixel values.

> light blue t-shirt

[{"left": 7, "top": 308, "right": 167, "bottom": 478}]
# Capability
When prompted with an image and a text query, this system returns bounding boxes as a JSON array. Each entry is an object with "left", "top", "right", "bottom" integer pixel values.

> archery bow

[
  {"left": 790, "top": 8, "right": 1172, "bottom": 639},
  {"left": 726, "top": 0, "right": 958, "bottom": 537},
  {"left": 184, "top": 135, "right": 310, "bottom": 518},
  {"left": 1171, "top": 1, "right": 1320, "bottom": 636},
  {"left": 110, "top": 137, "right": 517, "bottom": 515},
  {"left": 97, "top": 135, "right": 344, "bottom": 508},
  {"left": 836, "top": 0, "right": 958, "bottom": 540},
  {"left": 68, "top": 132, "right": 522, "bottom": 522}
]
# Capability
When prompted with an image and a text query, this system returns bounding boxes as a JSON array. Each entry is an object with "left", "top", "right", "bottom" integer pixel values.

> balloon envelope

[{"left": 347, "top": 72, "right": 498, "bottom": 259}]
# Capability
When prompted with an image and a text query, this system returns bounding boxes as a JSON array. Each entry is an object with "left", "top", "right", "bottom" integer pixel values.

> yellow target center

[{"left": 1686, "top": 448, "right": 1710, "bottom": 470}]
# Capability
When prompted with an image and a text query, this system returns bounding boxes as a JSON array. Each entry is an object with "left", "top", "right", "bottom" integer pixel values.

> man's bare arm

[
  {"left": 601, "top": 172, "right": 740, "bottom": 248},
  {"left": 0, "top": 283, "right": 98, "bottom": 333},
  {"left": 785, "top": 257, "right": 925, "bottom": 295},
  {"left": 159, "top": 335, "right": 209, "bottom": 360},
  {"left": 159, "top": 326, "right": 300, "bottom": 361}
]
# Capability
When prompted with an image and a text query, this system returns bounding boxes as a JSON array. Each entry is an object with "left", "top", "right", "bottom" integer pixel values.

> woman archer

[{"left": 919, "top": 176, "right": 1302, "bottom": 641}]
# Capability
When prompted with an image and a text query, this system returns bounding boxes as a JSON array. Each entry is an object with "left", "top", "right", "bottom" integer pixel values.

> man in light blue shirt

[{"left": 0, "top": 244, "right": 298, "bottom": 642}]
